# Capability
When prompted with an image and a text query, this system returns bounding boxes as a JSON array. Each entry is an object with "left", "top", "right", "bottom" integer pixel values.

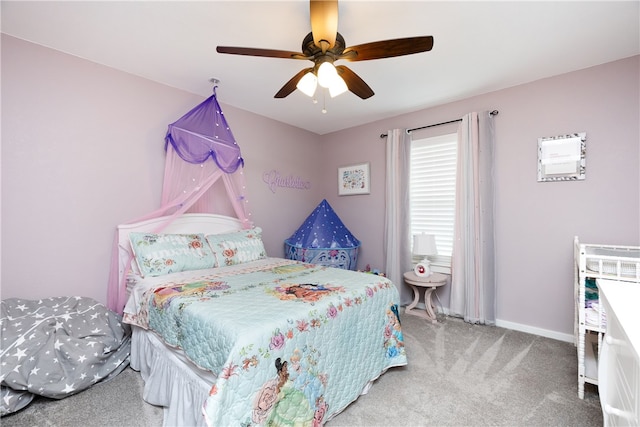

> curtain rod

[{"left": 379, "top": 110, "right": 499, "bottom": 139}]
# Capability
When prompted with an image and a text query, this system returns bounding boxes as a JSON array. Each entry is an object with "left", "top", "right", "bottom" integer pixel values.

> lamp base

[{"left": 414, "top": 258, "right": 432, "bottom": 277}]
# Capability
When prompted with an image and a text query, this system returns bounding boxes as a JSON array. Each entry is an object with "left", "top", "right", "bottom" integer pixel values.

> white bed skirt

[
  {"left": 130, "top": 326, "right": 379, "bottom": 426},
  {"left": 129, "top": 326, "right": 216, "bottom": 427}
]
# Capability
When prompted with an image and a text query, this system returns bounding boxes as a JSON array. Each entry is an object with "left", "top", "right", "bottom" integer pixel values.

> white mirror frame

[{"left": 537, "top": 132, "right": 586, "bottom": 182}]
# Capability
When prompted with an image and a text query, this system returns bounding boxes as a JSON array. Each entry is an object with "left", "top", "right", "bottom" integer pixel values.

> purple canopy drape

[
  {"left": 165, "top": 90, "right": 243, "bottom": 172},
  {"left": 108, "top": 91, "right": 251, "bottom": 313}
]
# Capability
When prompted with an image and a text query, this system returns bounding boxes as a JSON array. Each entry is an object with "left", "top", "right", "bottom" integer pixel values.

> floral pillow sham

[
  {"left": 129, "top": 232, "right": 216, "bottom": 277},
  {"left": 206, "top": 227, "right": 267, "bottom": 267}
]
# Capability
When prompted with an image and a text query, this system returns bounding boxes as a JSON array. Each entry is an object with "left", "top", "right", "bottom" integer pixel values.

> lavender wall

[
  {"left": 2, "top": 34, "right": 638, "bottom": 340},
  {"left": 321, "top": 55, "right": 639, "bottom": 339},
  {"left": 1, "top": 35, "right": 324, "bottom": 303}
]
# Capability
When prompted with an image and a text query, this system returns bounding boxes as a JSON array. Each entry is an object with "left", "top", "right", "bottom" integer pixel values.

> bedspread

[
  {"left": 1, "top": 297, "right": 131, "bottom": 415},
  {"left": 124, "top": 258, "right": 407, "bottom": 426}
]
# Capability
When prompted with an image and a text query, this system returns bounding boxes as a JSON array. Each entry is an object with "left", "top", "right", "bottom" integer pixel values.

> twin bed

[{"left": 116, "top": 213, "right": 407, "bottom": 426}]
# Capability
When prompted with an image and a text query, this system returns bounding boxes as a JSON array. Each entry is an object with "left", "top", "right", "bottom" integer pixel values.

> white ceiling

[{"left": 2, "top": 1, "right": 639, "bottom": 135}]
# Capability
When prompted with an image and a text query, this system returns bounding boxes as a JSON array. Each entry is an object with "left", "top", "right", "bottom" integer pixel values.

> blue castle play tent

[{"left": 284, "top": 199, "right": 360, "bottom": 270}]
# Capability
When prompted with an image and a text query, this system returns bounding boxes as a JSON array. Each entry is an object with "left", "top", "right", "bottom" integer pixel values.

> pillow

[
  {"left": 206, "top": 227, "right": 267, "bottom": 267},
  {"left": 129, "top": 232, "right": 216, "bottom": 277}
]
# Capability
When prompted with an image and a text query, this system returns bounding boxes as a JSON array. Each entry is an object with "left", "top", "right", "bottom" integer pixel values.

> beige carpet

[{"left": 1, "top": 314, "right": 602, "bottom": 427}]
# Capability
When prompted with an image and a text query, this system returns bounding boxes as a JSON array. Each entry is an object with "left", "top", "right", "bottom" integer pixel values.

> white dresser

[{"left": 598, "top": 279, "right": 640, "bottom": 426}]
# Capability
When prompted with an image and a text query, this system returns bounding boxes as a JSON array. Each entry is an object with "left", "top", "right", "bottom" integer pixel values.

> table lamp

[{"left": 413, "top": 233, "right": 438, "bottom": 277}]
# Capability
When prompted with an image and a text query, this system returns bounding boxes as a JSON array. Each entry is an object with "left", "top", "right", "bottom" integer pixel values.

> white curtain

[
  {"left": 384, "top": 129, "right": 413, "bottom": 305},
  {"left": 450, "top": 112, "right": 496, "bottom": 324}
]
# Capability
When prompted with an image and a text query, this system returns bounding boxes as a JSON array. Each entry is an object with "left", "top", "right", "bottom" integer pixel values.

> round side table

[{"left": 403, "top": 271, "right": 448, "bottom": 323}]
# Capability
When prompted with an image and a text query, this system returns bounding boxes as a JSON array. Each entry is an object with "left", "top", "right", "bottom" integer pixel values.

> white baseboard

[
  {"left": 495, "top": 319, "right": 574, "bottom": 343},
  {"left": 407, "top": 304, "right": 574, "bottom": 343}
]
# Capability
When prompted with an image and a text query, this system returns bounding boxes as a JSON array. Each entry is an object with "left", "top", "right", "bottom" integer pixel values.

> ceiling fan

[{"left": 216, "top": 0, "right": 434, "bottom": 100}]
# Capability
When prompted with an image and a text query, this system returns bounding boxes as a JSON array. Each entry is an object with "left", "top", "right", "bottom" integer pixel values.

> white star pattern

[
  {"left": 2, "top": 297, "right": 128, "bottom": 405},
  {"left": 13, "top": 348, "right": 27, "bottom": 361},
  {"left": 3, "top": 390, "right": 14, "bottom": 406}
]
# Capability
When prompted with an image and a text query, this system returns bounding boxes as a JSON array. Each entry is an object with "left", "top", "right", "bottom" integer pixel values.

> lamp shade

[
  {"left": 329, "top": 75, "right": 348, "bottom": 98},
  {"left": 317, "top": 62, "right": 338, "bottom": 88},
  {"left": 413, "top": 233, "right": 437, "bottom": 256},
  {"left": 296, "top": 72, "right": 318, "bottom": 97}
]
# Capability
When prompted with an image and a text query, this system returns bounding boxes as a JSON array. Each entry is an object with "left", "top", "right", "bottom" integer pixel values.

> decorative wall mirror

[{"left": 537, "top": 132, "right": 586, "bottom": 182}]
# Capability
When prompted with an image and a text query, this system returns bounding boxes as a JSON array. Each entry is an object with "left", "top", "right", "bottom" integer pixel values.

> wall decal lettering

[{"left": 262, "top": 170, "right": 312, "bottom": 193}]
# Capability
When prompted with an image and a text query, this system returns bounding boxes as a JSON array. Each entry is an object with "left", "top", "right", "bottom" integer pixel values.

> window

[{"left": 410, "top": 133, "right": 457, "bottom": 273}]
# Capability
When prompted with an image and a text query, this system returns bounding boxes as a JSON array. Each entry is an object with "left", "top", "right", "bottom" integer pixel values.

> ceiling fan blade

[
  {"left": 336, "top": 65, "right": 374, "bottom": 99},
  {"left": 310, "top": 0, "right": 338, "bottom": 51},
  {"left": 217, "top": 46, "right": 308, "bottom": 60},
  {"left": 274, "top": 68, "right": 314, "bottom": 98},
  {"left": 340, "top": 36, "right": 434, "bottom": 61}
]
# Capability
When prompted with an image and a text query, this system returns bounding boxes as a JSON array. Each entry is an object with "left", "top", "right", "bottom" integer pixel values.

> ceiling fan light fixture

[
  {"left": 329, "top": 75, "right": 348, "bottom": 98},
  {"left": 296, "top": 71, "right": 318, "bottom": 97},
  {"left": 317, "top": 61, "right": 338, "bottom": 88},
  {"left": 216, "top": 1, "right": 433, "bottom": 101}
]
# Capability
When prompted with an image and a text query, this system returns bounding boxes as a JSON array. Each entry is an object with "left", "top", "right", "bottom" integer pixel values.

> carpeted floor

[{"left": 1, "top": 313, "right": 602, "bottom": 427}]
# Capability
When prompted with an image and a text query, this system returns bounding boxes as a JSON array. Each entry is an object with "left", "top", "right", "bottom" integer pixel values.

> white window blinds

[{"left": 410, "top": 133, "right": 457, "bottom": 271}]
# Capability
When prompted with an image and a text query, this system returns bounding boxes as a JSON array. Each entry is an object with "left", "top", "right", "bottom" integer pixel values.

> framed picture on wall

[{"left": 338, "top": 162, "right": 370, "bottom": 196}]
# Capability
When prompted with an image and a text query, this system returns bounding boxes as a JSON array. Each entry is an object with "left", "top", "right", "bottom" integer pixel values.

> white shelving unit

[{"left": 574, "top": 237, "right": 640, "bottom": 399}]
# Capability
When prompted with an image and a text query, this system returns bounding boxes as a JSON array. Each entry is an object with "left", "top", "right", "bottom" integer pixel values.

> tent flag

[{"left": 165, "top": 90, "right": 244, "bottom": 172}]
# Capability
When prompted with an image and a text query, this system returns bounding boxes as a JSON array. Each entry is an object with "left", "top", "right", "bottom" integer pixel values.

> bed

[
  {"left": 117, "top": 213, "right": 407, "bottom": 426},
  {"left": 573, "top": 236, "right": 640, "bottom": 399}
]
